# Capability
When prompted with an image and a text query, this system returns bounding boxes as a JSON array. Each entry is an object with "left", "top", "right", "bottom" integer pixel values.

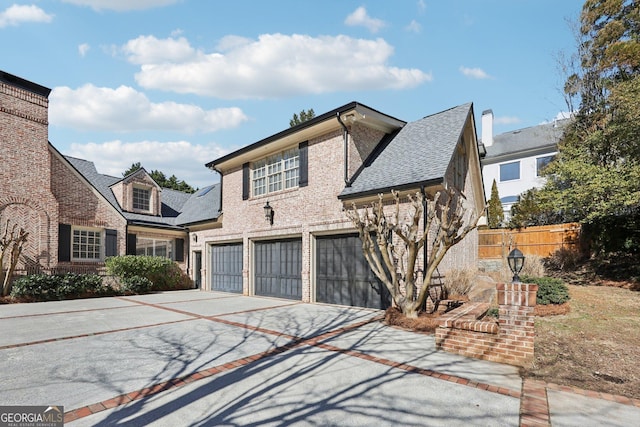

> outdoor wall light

[
  {"left": 264, "top": 201, "right": 274, "bottom": 225},
  {"left": 192, "top": 234, "right": 197, "bottom": 242},
  {"left": 507, "top": 248, "right": 525, "bottom": 283}
]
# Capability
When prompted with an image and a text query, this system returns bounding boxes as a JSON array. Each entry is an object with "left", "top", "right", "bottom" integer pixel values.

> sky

[{"left": 1, "top": 0, "right": 583, "bottom": 189}]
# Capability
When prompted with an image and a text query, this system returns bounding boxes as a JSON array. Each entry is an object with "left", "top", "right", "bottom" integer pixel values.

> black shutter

[
  {"left": 242, "top": 162, "right": 250, "bottom": 200},
  {"left": 58, "top": 224, "right": 71, "bottom": 262},
  {"left": 175, "top": 238, "right": 185, "bottom": 262},
  {"left": 105, "top": 229, "right": 117, "bottom": 257},
  {"left": 299, "top": 141, "right": 308, "bottom": 187},
  {"left": 126, "top": 233, "right": 137, "bottom": 255}
]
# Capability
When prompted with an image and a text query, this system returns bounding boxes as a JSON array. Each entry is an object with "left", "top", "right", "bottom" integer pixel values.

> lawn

[{"left": 525, "top": 284, "right": 640, "bottom": 399}]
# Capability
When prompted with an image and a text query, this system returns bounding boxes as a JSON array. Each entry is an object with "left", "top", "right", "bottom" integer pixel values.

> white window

[
  {"left": 536, "top": 155, "right": 555, "bottom": 176},
  {"left": 72, "top": 227, "right": 102, "bottom": 261},
  {"left": 252, "top": 148, "right": 299, "bottom": 197},
  {"left": 133, "top": 187, "right": 151, "bottom": 211},
  {"left": 500, "top": 161, "right": 520, "bottom": 181},
  {"left": 136, "top": 237, "right": 173, "bottom": 259}
]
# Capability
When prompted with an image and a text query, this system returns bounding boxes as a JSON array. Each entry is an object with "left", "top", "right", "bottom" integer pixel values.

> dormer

[{"left": 110, "top": 168, "right": 162, "bottom": 216}]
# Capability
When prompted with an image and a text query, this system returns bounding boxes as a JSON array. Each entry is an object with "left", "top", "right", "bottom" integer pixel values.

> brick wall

[
  {"left": 435, "top": 282, "right": 538, "bottom": 367},
  {"left": 0, "top": 80, "right": 59, "bottom": 269}
]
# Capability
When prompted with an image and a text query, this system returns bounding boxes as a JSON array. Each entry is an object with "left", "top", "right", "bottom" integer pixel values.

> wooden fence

[{"left": 478, "top": 223, "right": 581, "bottom": 259}]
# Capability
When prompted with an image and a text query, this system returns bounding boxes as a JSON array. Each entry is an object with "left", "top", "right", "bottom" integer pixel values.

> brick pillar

[{"left": 496, "top": 282, "right": 538, "bottom": 366}]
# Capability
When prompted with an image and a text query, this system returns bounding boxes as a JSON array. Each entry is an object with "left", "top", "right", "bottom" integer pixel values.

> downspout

[
  {"left": 213, "top": 166, "right": 223, "bottom": 214},
  {"left": 421, "top": 185, "right": 427, "bottom": 282},
  {"left": 336, "top": 113, "right": 351, "bottom": 186}
]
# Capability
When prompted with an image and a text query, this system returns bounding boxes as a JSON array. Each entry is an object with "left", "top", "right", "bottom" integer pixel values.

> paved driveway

[{"left": 1, "top": 290, "right": 638, "bottom": 426}]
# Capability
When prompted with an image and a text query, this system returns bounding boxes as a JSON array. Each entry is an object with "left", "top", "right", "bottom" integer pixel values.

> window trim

[
  {"left": 135, "top": 237, "right": 174, "bottom": 260},
  {"left": 499, "top": 161, "right": 520, "bottom": 182},
  {"left": 71, "top": 226, "right": 103, "bottom": 262},
  {"left": 251, "top": 148, "right": 300, "bottom": 197},
  {"left": 132, "top": 185, "right": 152, "bottom": 212},
  {"left": 536, "top": 155, "right": 555, "bottom": 177}
]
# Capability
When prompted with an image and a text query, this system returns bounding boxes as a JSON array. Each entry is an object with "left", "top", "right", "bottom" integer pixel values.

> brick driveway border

[{"left": 1, "top": 290, "right": 638, "bottom": 426}]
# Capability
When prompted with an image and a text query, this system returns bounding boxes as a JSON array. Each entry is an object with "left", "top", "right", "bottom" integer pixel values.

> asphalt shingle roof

[
  {"left": 483, "top": 118, "right": 571, "bottom": 160},
  {"left": 64, "top": 155, "right": 220, "bottom": 228},
  {"left": 339, "top": 103, "right": 472, "bottom": 198}
]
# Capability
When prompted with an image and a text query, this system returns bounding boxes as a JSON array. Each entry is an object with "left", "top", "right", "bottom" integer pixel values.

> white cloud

[
  {"left": 417, "top": 0, "right": 426, "bottom": 14},
  {"left": 495, "top": 116, "right": 521, "bottom": 125},
  {"left": 122, "top": 34, "right": 431, "bottom": 99},
  {"left": 69, "top": 140, "right": 227, "bottom": 188},
  {"left": 50, "top": 84, "right": 247, "bottom": 133},
  {"left": 0, "top": 4, "right": 53, "bottom": 27},
  {"left": 344, "top": 6, "right": 386, "bottom": 33},
  {"left": 121, "top": 35, "right": 196, "bottom": 64},
  {"left": 78, "top": 43, "right": 90, "bottom": 57},
  {"left": 61, "top": 0, "right": 179, "bottom": 11},
  {"left": 405, "top": 20, "right": 421, "bottom": 34},
  {"left": 459, "top": 66, "right": 492, "bottom": 79}
]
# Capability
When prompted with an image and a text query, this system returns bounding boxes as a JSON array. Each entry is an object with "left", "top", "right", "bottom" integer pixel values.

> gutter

[{"left": 336, "top": 113, "right": 351, "bottom": 187}]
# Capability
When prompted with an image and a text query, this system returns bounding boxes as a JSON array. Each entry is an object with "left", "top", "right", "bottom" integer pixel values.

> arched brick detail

[{"left": 0, "top": 197, "right": 52, "bottom": 270}]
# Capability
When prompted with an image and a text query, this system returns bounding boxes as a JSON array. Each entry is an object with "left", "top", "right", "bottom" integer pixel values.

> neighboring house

[
  {"left": 480, "top": 109, "right": 570, "bottom": 218},
  {"left": 0, "top": 70, "right": 219, "bottom": 281},
  {"left": 196, "top": 102, "right": 485, "bottom": 309}
]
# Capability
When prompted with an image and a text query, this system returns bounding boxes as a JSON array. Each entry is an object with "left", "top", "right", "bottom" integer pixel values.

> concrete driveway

[{"left": 1, "top": 290, "right": 638, "bottom": 426}]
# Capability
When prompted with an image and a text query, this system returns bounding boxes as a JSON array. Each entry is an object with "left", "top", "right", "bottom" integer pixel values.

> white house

[{"left": 480, "top": 109, "right": 570, "bottom": 219}]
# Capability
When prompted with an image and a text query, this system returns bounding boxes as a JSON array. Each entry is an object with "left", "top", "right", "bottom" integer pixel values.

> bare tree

[
  {"left": 346, "top": 188, "right": 478, "bottom": 318},
  {"left": 0, "top": 220, "right": 29, "bottom": 297}
]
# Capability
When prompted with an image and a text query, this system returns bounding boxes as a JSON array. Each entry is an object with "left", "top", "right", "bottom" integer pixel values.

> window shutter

[
  {"left": 105, "top": 229, "right": 118, "bottom": 257},
  {"left": 242, "top": 162, "right": 250, "bottom": 200},
  {"left": 126, "top": 233, "right": 137, "bottom": 255},
  {"left": 299, "top": 141, "right": 308, "bottom": 187},
  {"left": 58, "top": 224, "right": 71, "bottom": 262},
  {"left": 175, "top": 238, "right": 185, "bottom": 262}
]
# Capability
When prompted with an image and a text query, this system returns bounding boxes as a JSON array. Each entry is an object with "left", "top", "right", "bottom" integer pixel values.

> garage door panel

[
  {"left": 210, "top": 243, "right": 243, "bottom": 293},
  {"left": 255, "top": 239, "right": 302, "bottom": 300},
  {"left": 316, "top": 235, "right": 390, "bottom": 309}
]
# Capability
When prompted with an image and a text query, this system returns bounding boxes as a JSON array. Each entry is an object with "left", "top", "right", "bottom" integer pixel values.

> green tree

[
  {"left": 530, "top": 0, "right": 640, "bottom": 253},
  {"left": 487, "top": 179, "right": 504, "bottom": 229},
  {"left": 123, "top": 162, "right": 142, "bottom": 177},
  {"left": 289, "top": 108, "right": 316, "bottom": 127}
]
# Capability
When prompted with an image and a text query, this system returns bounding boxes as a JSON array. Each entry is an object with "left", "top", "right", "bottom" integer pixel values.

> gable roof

[
  {"left": 339, "top": 103, "right": 474, "bottom": 199},
  {"left": 483, "top": 118, "right": 571, "bottom": 163},
  {"left": 207, "top": 101, "right": 406, "bottom": 172},
  {"left": 63, "top": 155, "right": 221, "bottom": 228}
]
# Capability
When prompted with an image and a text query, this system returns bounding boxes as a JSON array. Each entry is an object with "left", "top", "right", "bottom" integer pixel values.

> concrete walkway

[{"left": 0, "top": 290, "right": 638, "bottom": 426}]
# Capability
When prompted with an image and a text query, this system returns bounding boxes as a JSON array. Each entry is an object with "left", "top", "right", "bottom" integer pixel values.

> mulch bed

[
  {"left": 383, "top": 307, "right": 440, "bottom": 333},
  {"left": 534, "top": 302, "right": 571, "bottom": 317}
]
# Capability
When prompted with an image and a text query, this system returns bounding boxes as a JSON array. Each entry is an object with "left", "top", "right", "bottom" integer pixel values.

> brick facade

[
  {"left": 435, "top": 282, "right": 538, "bottom": 367},
  {"left": 1, "top": 75, "right": 128, "bottom": 271},
  {"left": 1, "top": 78, "right": 59, "bottom": 269},
  {"left": 194, "top": 109, "right": 483, "bottom": 305}
]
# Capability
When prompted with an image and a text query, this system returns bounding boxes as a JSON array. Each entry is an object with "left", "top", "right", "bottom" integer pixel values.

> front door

[{"left": 194, "top": 251, "right": 202, "bottom": 289}]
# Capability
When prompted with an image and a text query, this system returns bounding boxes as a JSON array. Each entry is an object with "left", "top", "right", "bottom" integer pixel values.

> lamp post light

[
  {"left": 507, "top": 248, "right": 525, "bottom": 283},
  {"left": 264, "top": 201, "right": 274, "bottom": 225}
]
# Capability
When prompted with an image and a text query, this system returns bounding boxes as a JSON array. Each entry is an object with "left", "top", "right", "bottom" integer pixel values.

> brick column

[{"left": 496, "top": 282, "right": 538, "bottom": 366}]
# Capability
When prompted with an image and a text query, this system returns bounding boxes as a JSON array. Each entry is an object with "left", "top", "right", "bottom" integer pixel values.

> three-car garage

[{"left": 207, "top": 234, "right": 389, "bottom": 310}]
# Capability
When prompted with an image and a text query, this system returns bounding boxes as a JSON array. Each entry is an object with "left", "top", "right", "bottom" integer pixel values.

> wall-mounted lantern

[
  {"left": 264, "top": 201, "right": 274, "bottom": 225},
  {"left": 507, "top": 248, "right": 525, "bottom": 283}
]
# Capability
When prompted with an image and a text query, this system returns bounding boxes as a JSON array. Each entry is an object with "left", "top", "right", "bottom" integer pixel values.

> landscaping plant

[
  {"left": 105, "top": 255, "right": 192, "bottom": 291},
  {"left": 347, "top": 188, "right": 478, "bottom": 318}
]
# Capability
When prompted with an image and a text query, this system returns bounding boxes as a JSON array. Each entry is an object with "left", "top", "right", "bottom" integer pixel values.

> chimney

[{"left": 482, "top": 109, "right": 493, "bottom": 147}]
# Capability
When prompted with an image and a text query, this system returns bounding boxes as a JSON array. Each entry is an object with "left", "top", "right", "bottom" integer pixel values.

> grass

[{"left": 525, "top": 284, "right": 640, "bottom": 399}]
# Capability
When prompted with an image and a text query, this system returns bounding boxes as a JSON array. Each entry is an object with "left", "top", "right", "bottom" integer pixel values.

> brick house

[
  {"left": 0, "top": 70, "right": 218, "bottom": 277},
  {"left": 194, "top": 102, "right": 485, "bottom": 309}
]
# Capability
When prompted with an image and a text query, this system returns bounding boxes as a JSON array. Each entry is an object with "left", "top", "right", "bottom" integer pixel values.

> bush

[
  {"left": 10, "top": 273, "right": 112, "bottom": 301},
  {"left": 521, "top": 275, "right": 570, "bottom": 305},
  {"left": 120, "top": 275, "right": 153, "bottom": 294},
  {"left": 105, "top": 255, "right": 192, "bottom": 291},
  {"left": 443, "top": 267, "right": 476, "bottom": 297}
]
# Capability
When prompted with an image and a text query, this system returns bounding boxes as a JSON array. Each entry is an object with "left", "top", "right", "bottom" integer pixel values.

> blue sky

[{"left": 2, "top": 0, "right": 582, "bottom": 188}]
